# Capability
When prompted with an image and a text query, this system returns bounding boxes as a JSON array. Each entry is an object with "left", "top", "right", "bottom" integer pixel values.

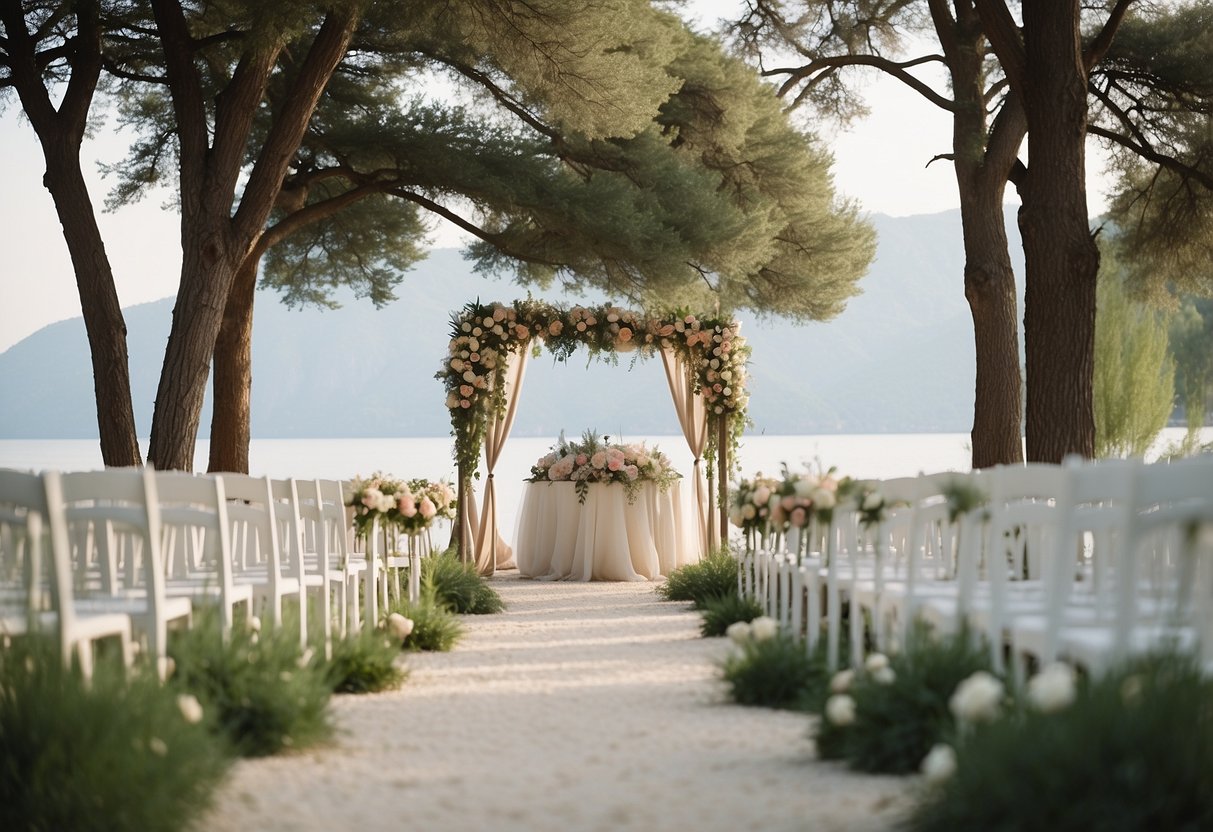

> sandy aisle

[{"left": 204, "top": 574, "right": 911, "bottom": 831}]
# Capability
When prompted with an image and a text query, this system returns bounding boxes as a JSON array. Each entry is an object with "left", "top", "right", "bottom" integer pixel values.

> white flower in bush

[
  {"left": 825, "top": 694, "right": 857, "bottom": 726},
  {"left": 864, "top": 652, "right": 890, "bottom": 673},
  {"left": 176, "top": 693, "right": 204, "bottom": 725},
  {"left": 387, "top": 612, "right": 415, "bottom": 642},
  {"left": 1027, "top": 662, "right": 1077, "bottom": 713},
  {"left": 749, "top": 616, "right": 779, "bottom": 642},
  {"left": 726, "top": 621, "right": 752, "bottom": 644},
  {"left": 872, "top": 666, "right": 897, "bottom": 686},
  {"left": 830, "top": 669, "right": 854, "bottom": 693},
  {"left": 1121, "top": 674, "right": 1144, "bottom": 706},
  {"left": 949, "top": 671, "right": 1004, "bottom": 724},
  {"left": 247, "top": 615, "right": 262, "bottom": 633},
  {"left": 920, "top": 743, "right": 957, "bottom": 785},
  {"left": 862, "top": 491, "right": 884, "bottom": 511}
]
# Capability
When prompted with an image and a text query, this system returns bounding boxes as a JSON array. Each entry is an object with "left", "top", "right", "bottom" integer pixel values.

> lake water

[{"left": 2, "top": 429, "right": 1208, "bottom": 543}]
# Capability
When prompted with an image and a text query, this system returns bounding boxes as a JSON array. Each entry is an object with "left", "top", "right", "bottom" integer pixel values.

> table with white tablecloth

[{"left": 515, "top": 481, "right": 698, "bottom": 581}]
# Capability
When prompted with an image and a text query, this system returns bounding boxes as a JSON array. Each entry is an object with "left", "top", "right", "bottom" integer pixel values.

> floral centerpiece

[
  {"left": 346, "top": 473, "right": 457, "bottom": 539},
  {"left": 526, "top": 431, "right": 681, "bottom": 504}
]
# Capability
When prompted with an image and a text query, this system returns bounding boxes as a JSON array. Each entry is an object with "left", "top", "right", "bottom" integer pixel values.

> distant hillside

[{"left": 0, "top": 208, "right": 1025, "bottom": 439}]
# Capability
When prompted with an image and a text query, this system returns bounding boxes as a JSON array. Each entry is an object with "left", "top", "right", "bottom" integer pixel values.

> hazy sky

[{"left": 0, "top": 1, "right": 1115, "bottom": 353}]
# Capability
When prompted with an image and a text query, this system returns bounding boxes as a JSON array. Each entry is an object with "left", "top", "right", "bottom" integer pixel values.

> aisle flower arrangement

[
  {"left": 526, "top": 431, "right": 680, "bottom": 504},
  {"left": 730, "top": 463, "right": 842, "bottom": 547},
  {"left": 346, "top": 473, "right": 456, "bottom": 539}
]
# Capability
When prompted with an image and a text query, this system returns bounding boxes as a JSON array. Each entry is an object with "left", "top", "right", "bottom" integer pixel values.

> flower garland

[{"left": 438, "top": 301, "right": 752, "bottom": 481}]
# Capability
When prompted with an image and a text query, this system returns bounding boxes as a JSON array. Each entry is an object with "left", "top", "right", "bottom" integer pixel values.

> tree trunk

[
  {"left": 1, "top": 0, "right": 141, "bottom": 467},
  {"left": 947, "top": 5, "right": 1025, "bottom": 468},
  {"left": 41, "top": 141, "right": 144, "bottom": 468},
  {"left": 147, "top": 233, "right": 238, "bottom": 471},
  {"left": 959, "top": 189, "right": 1024, "bottom": 468},
  {"left": 207, "top": 255, "right": 259, "bottom": 473},
  {"left": 1020, "top": 0, "right": 1099, "bottom": 462}
]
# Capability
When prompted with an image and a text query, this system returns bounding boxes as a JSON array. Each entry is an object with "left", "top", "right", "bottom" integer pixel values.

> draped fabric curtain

[
  {"left": 471, "top": 347, "right": 530, "bottom": 576},
  {"left": 660, "top": 348, "right": 713, "bottom": 553}
]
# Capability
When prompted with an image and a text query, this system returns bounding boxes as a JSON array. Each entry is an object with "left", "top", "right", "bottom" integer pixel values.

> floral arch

[{"left": 439, "top": 300, "right": 750, "bottom": 575}]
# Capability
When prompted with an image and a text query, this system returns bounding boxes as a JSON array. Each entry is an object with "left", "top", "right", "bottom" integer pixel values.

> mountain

[{"left": 0, "top": 208, "right": 1024, "bottom": 439}]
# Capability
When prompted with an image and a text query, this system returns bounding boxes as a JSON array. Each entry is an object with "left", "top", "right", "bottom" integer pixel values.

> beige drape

[
  {"left": 660, "top": 348, "right": 715, "bottom": 553},
  {"left": 471, "top": 347, "right": 530, "bottom": 576}
]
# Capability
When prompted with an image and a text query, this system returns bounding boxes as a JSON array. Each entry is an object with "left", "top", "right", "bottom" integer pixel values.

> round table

[{"left": 515, "top": 480, "right": 698, "bottom": 581}]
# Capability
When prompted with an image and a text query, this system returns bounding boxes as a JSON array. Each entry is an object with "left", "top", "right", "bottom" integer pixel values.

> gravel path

[{"left": 204, "top": 574, "right": 911, "bottom": 831}]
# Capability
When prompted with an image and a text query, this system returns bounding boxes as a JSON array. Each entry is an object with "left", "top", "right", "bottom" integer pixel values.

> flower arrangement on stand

[
  {"left": 729, "top": 463, "right": 842, "bottom": 556},
  {"left": 526, "top": 430, "right": 680, "bottom": 504},
  {"left": 346, "top": 473, "right": 457, "bottom": 551}
]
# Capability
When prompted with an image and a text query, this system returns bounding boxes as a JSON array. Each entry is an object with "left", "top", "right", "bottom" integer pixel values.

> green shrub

[
  {"left": 391, "top": 587, "right": 464, "bottom": 652},
  {"left": 909, "top": 653, "right": 1213, "bottom": 831},
  {"left": 169, "top": 613, "right": 333, "bottom": 757},
  {"left": 0, "top": 639, "right": 230, "bottom": 832},
  {"left": 326, "top": 628, "right": 408, "bottom": 694},
  {"left": 700, "top": 593, "right": 764, "bottom": 637},
  {"left": 657, "top": 547, "right": 738, "bottom": 608},
  {"left": 817, "top": 626, "right": 994, "bottom": 774},
  {"left": 722, "top": 632, "right": 827, "bottom": 709},
  {"left": 421, "top": 552, "right": 506, "bottom": 614}
]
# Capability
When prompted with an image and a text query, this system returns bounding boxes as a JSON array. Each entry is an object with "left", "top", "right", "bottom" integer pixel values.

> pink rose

[
  {"left": 398, "top": 493, "right": 418, "bottom": 517},
  {"left": 460, "top": 399, "right": 471, "bottom": 409},
  {"left": 791, "top": 507, "right": 807, "bottom": 527},
  {"left": 459, "top": 384, "right": 473, "bottom": 397},
  {"left": 618, "top": 327, "right": 632, "bottom": 342},
  {"left": 549, "top": 321, "right": 563, "bottom": 336},
  {"left": 624, "top": 465, "right": 639, "bottom": 481},
  {"left": 419, "top": 497, "right": 436, "bottom": 520},
  {"left": 781, "top": 496, "right": 796, "bottom": 511},
  {"left": 658, "top": 324, "right": 675, "bottom": 337},
  {"left": 591, "top": 451, "right": 607, "bottom": 469},
  {"left": 576, "top": 454, "right": 588, "bottom": 466},
  {"left": 608, "top": 457, "right": 624, "bottom": 472}
]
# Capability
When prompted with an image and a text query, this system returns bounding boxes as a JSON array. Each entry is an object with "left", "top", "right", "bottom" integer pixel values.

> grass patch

[
  {"left": 909, "top": 653, "right": 1213, "bottom": 831},
  {"left": 722, "top": 632, "right": 828, "bottom": 709},
  {"left": 657, "top": 547, "right": 738, "bottom": 608},
  {"left": 326, "top": 627, "right": 408, "bottom": 694},
  {"left": 700, "top": 593, "right": 764, "bottom": 637},
  {"left": 421, "top": 552, "right": 505, "bottom": 614},
  {"left": 169, "top": 612, "right": 333, "bottom": 757},
  {"left": 390, "top": 585, "right": 464, "bottom": 652},
  {"left": 0, "top": 639, "right": 230, "bottom": 832},
  {"left": 816, "top": 626, "right": 994, "bottom": 774}
]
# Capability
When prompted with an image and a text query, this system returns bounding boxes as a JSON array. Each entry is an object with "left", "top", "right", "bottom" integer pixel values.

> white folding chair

[
  {"left": 0, "top": 468, "right": 135, "bottom": 678},
  {"left": 59, "top": 467, "right": 191, "bottom": 678},
  {"left": 155, "top": 471, "right": 254, "bottom": 635},
  {"left": 219, "top": 474, "right": 307, "bottom": 646}
]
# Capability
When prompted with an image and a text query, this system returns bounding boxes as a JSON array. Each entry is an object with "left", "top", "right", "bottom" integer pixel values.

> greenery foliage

[
  {"left": 656, "top": 547, "right": 739, "bottom": 608},
  {"left": 816, "top": 628, "right": 995, "bottom": 774},
  {"left": 909, "top": 653, "right": 1213, "bottom": 831},
  {"left": 421, "top": 552, "right": 505, "bottom": 615},
  {"left": 169, "top": 615, "right": 333, "bottom": 758},
  {"left": 0, "top": 640, "right": 230, "bottom": 832},
  {"left": 326, "top": 628, "right": 408, "bottom": 694},
  {"left": 699, "top": 593, "right": 765, "bottom": 638},
  {"left": 391, "top": 588, "right": 465, "bottom": 652},
  {"left": 721, "top": 633, "right": 827, "bottom": 709},
  {"left": 1094, "top": 254, "right": 1176, "bottom": 458}
]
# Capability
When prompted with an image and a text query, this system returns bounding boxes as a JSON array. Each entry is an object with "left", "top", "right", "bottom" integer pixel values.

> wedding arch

[{"left": 439, "top": 299, "right": 751, "bottom": 575}]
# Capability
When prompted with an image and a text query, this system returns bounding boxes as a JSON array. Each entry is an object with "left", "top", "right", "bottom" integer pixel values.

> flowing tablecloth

[{"left": 515, "top": 481, "right": 698, "bottom": 581}]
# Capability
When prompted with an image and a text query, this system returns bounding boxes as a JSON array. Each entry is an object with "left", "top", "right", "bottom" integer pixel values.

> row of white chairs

[
  {"left": 740, "top": 455, "right": 1213, "bottom": 681},
  {"left": 0, "top": 467, "right": 427, "bottom": 679}
]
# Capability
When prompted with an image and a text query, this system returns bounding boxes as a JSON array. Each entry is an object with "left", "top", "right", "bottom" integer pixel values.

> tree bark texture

[
  {"left": 945, "top": 4, "right": 1026, "bottom": 468},
  {"left": 43, "top": 145, "right": 144, "bottom": 468},
  {"left": 0, "top": 0, "right": 142, "bottom": 467},
  {"left": 207, "top": 255, "right": 259, "bottom": 473},
  {"left": 1020, "top": 0, "right": 1100, "bottom": 462}
]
